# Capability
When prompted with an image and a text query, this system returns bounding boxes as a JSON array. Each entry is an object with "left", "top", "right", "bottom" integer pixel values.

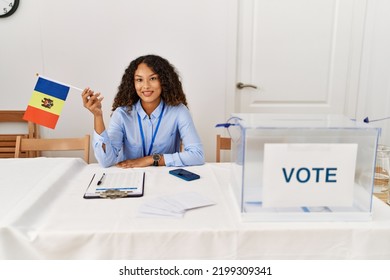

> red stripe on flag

[{"left": 23, "top": 105, "right": 60, "bottom": 129}]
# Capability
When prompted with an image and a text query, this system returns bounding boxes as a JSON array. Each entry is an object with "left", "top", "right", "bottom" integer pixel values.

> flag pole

[{"left": 35, "top": 73, "right": 83, "bottom": 92}]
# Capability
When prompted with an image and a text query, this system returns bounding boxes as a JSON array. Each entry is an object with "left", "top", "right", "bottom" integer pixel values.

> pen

[{"left": 97, "top": 173, "right": 106, "bottom": 185}]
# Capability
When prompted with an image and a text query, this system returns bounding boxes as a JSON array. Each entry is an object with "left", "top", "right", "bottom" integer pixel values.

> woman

[{"left": 82, "top": 54, "right": 204, "bottom": 168}]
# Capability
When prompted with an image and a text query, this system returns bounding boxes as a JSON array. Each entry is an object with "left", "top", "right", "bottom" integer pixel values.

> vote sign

[{"left": 262, "top": 143, "right": 358, "bottom": 208}]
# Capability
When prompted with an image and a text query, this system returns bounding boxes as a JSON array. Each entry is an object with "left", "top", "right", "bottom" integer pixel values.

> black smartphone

[{"left": 169, "top": 168, "right": 200, "bottom": 181}]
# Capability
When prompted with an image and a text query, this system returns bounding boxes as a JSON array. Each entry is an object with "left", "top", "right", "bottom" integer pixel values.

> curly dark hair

[{"left": 112, "top": 54, "right": 188, "bottom": 112}]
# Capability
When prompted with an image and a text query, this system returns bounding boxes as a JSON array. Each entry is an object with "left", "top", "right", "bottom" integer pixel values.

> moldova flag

[{"left": 23, "top": 77, "right": 70, "bottom": 129}]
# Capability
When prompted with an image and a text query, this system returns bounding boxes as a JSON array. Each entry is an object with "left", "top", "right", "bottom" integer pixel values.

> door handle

[{"left": 236, "top": 82, "right": 257, "bottom": 89}]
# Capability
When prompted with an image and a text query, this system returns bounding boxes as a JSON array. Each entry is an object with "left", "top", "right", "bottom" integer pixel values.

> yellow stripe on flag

[{"left": 27, "top": 90, "right": 66, "bottom": 116}]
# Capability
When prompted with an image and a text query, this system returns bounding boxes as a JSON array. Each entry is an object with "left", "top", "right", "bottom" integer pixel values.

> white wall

[{"left": 0, "top": 0, "right": 235, "bottom": 162}]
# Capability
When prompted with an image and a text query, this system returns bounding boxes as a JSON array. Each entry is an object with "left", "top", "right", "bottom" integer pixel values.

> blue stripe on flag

[{"left": 34, "top": 77, "right": 70, "bottom": 101}]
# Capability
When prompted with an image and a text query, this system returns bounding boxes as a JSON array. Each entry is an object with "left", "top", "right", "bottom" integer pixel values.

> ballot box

[{"left": 228, "top": 114, "right": 381, "bottom": 221}]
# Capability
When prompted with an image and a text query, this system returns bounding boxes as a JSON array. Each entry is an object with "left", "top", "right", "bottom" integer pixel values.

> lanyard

[{"left": 137, "top": 103, "right": 165, "bottom": 157}]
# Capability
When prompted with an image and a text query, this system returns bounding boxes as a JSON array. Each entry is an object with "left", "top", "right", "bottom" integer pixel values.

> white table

[{"left": 1, "top": 158, "right": 390, "bottom": 259}]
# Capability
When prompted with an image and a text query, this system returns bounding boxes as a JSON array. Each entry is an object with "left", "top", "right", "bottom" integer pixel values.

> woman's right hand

[{"left": 81, "top": 87, "right": 104, "bottom": 117}]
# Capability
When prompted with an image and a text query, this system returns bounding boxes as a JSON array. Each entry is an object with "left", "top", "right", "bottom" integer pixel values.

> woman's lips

[{"left": 142, "top": 91, "right": 153, "bottom": 97}]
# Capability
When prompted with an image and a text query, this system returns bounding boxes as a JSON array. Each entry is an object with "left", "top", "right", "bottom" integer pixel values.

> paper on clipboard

[{"left": 84, "top": 171, "right": 145, "bottom": 199}]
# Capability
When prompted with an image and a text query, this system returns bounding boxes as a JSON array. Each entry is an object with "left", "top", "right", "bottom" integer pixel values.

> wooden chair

[
  {"left": 0, "top": 110, "right": 40, "bottom": 158},
  {"left": 14, "top": 135, "right": 90, "bottom": 163},
  {"left": 216, "top": 134, "right": 231, "bottom": 162}
]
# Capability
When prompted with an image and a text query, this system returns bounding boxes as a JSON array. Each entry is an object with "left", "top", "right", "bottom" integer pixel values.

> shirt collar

[{"left": 135, "top": 100, "right": 165, "bottom": 120}]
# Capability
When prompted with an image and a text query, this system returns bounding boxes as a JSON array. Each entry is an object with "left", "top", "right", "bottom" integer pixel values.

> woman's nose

[{"left": 142, "top": 80, "right": 150, "bottom": 88}]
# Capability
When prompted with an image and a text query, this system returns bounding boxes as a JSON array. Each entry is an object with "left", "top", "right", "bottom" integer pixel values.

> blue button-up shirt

[{"left": 93, "top": 100, "right": 204, "bottom": 167}]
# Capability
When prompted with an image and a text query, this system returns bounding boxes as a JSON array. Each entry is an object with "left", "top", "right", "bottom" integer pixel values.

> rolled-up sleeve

[
  {"left": 93, "top": 130, "right": 120, "bottom": 168},
  {"left": 93, "top": 111, "right": 125, "bottom": 167},
  {"left": 163, "top": 144, "right": 204, "bottom": 167}
]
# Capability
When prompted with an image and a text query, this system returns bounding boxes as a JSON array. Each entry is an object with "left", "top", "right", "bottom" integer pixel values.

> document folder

[{"left": 84, "top": 171, "right": 145, "bottom": 199}]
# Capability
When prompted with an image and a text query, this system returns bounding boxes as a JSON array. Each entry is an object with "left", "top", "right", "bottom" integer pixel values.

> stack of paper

[{"left": 138, "top": 192, "right": 216, "bottom": 218}]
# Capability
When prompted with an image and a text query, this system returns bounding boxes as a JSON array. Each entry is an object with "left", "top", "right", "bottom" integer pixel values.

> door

[{"left": 236, "top": 0, "right": 366, "bottom": 115}]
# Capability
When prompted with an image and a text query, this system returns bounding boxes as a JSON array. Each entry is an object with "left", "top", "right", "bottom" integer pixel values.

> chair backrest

[
  {"left": 216, "top": 134, "right": 231, "bottom": 162},
  {"left": 0, "top": 110, "right": 40, "bottom": 158},
  {"left": 14, "top": 135, "right": 90, "bottom": 163}
]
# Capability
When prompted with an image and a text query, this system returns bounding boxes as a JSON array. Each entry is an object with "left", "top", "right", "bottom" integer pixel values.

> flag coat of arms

[{"left": 23, "top": 77, "right": 70, "bottom": 129}]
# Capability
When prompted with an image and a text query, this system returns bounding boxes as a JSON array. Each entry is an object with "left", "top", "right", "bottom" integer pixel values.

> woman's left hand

[{"left": 116, "top": 157, "right": 153, "bottom": 168}]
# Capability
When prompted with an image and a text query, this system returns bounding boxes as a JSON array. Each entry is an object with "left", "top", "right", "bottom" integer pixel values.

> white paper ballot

[{"left": 138, "top": 192, "right": 216, "bottom": 218}]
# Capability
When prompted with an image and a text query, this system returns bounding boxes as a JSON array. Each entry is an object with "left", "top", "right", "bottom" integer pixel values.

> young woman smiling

[{"left": 81, "top": 54, "right": 204, "bottom": 168}]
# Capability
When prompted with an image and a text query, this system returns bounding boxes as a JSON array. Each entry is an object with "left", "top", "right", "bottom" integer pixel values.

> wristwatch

[{"left": 152, "top": 153, "right": 161, "bottom": 166}]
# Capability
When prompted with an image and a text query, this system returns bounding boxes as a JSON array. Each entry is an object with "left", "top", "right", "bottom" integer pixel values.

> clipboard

[{"left": 83, "top": 171, "right": 145, "bottom": 199}]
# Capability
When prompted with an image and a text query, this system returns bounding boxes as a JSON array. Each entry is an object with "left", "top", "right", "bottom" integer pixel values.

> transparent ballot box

[{"left": 228, "top": 114, "right": 381, "bottom": 222}]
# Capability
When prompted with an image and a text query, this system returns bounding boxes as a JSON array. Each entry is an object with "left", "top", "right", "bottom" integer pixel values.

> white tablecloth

[{"left": 1, "top": 158, "right": 390, "bottom": 259}]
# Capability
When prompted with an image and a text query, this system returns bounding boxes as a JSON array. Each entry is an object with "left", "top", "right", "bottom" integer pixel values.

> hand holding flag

[{"left": 81, "top": 87, "right": 104, "bottom": 117}]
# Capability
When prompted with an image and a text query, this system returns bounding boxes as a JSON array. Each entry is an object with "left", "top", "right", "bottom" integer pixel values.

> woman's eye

[
  {"left": 150, "top": 76, "right": 158, "bottom": 81},
  {"left": 135, "top": 78, "right": 142, "bottom": 83}
]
